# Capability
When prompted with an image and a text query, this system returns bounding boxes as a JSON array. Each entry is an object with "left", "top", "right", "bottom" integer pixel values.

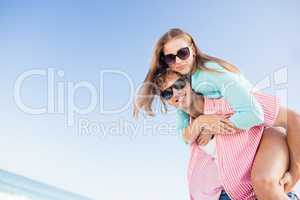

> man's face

[{"left": 159, "top": 73, "right": 193, "bottom": 110}]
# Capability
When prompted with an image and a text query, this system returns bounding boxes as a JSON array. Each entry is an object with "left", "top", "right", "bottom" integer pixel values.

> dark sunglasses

[
  {"left": 160, "top": 77, "right": 188, "bottom": 100},
  {"left": 163, "top": 47, "right": 190, "bottom": 65}
]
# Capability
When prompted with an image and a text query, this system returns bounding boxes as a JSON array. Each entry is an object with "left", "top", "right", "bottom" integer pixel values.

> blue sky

[{"left": 0, "top": 0, "right": 300, "bottom": 199}]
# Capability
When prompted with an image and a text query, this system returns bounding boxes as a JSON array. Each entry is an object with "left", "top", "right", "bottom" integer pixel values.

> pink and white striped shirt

[{"left": 188, "top": 92, "right": 281, "bottom": 200}]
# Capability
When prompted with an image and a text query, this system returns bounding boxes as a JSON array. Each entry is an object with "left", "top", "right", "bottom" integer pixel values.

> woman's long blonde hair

[{"left": 133, "top": 28, "right": 240, "bottom": 118}]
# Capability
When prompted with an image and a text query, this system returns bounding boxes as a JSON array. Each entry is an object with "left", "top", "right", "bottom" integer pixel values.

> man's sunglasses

[
  {"left": 162, "top": 47, "right": 190, "bottom": 65},
  {"left": 160, "top": 77, "right": 188, "bottom": 100}
]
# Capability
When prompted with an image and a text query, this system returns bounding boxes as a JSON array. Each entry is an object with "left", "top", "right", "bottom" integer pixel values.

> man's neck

[{"left": 185, "top": 94, "right": 204, "bottom": 118}]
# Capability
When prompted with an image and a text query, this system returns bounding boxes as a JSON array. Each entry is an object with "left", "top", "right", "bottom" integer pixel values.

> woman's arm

[
  {"left": 176, "top": 109, "right": 195, "bottom": 144},
  {"left": 202, "top": 62, "right": 265, "bottom": 130},
  {"left": 176, "top": 109, "right": 189, "bottom": 133}
]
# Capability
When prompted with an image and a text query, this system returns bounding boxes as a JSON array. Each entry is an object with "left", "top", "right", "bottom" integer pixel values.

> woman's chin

[
  {"left": 178, "top": 68, "right": 190, "bottom": 75},
  {"left": 172, "top": 64, "right": 188, "bottom": 74}
]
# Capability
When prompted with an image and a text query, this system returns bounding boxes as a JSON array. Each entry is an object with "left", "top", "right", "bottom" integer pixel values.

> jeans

[
  {"left": 218, "top": 190, "right": 231, "bottom": 200},
  {"left": 218, "top": 190, "right": 299, "bottom": 200}
]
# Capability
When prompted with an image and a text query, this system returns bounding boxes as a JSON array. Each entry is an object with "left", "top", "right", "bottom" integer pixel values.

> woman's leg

[{"left": 251, "top": 127, "right": 290, "bottom": 200}]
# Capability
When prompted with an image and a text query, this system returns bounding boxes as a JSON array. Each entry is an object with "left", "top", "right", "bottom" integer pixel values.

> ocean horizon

[{"left": 0, "top": 169, "right": 93, "bottom": 200}]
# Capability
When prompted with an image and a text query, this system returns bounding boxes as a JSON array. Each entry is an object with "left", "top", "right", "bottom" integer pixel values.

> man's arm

[{"left": 274, "top": 107, "right": 300, "bottom": 182}]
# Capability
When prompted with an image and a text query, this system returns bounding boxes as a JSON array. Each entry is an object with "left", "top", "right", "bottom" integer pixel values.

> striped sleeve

[{"left": 252, "top": 92, "right": 281, "bottom": 127}]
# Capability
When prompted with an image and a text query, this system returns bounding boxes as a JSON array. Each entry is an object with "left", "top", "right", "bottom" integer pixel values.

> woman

[{"left": 134, "top": 28, "right": 300, "bottom": 199}]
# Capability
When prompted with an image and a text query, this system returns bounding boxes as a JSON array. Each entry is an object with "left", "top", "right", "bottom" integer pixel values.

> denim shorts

[{"left": 218, "top": 190, "right": 299, "bottom": 200}]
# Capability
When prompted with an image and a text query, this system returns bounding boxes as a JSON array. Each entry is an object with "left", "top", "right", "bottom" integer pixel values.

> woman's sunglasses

[
  {"left": 160, "top": 77, "right": 187, "bottom": 100},
  {"left": 162, "top": 47, "right": 190, "bottom": 65}
]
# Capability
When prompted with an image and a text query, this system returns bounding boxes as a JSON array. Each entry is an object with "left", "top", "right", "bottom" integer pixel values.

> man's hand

[{"left": 280, "top": 169, "right": 300, "bottom": 192}]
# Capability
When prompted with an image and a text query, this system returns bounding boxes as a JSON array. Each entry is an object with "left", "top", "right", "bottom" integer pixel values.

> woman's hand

[
  {"left": 195, "top": 133, "right": 214, "bottom": 146},
  {"left": 184, "top": 114, "right": 236, "bottom": 144},
  {"left": 183, "top": 114, "right": 237, "bottom": 144},
  {"left": 191, "top": 114, "right": 236, "bottom": 135}
]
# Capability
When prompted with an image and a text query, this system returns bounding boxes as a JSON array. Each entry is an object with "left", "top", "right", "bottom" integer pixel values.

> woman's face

[
  {"left": 163, "top": 38, "right": 195, "bottom": 75},
  {"left": 159, "top": 73, "right": 192, "bottom": 110}
]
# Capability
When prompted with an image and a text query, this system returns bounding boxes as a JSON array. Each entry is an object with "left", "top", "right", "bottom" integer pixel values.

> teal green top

[{"left": 176, "top": 61, "right": 264, "bottom": 133}]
